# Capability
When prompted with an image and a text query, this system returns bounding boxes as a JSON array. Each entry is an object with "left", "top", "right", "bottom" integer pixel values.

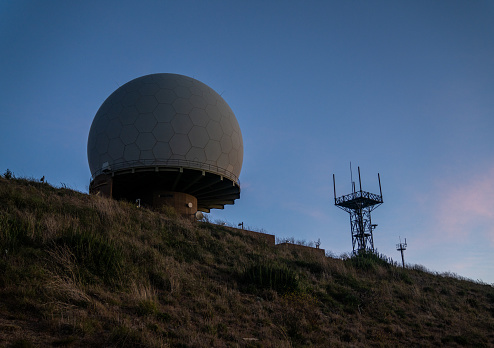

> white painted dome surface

[{"left": 87, "top": 73, "right": 243, "bottom": 182}]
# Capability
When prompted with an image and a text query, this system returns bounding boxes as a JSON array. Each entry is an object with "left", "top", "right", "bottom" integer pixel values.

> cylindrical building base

[{"left": 89, "top": 167, "right": 239, "bottom": 215}]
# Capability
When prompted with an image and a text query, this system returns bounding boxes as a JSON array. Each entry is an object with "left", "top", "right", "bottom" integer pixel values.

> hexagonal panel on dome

[
  {"left": 134, "top": 113, "right": 157, "bottom": 133},
  {"left": 139, "top": 83, "right": 160, "bottom": 96},
  {"left": 136, "top": 133, "right": 157, "bottom": 150},
  {"left": 108, "top": 138, "right": 125, "bottom": 160},
  {"left": 188, "top": 126, "right": 209, "bottom": 148},
  {"left": 124, "top": 143, "right": 140, "bottom": 162},
  {"left": 220, "top": 117, "right": 233, "bottom": 136},
  {"left": 189, "top": 85, "right": 203, "bottom": 96},
  {"left": 108, "top": 103, "right": 123, "bottom": 120},
  {"left": 205, "top": 104, "right": 222, "bottom": 121},
  {"left": 189, "top": 108, "right": 209, "bottom": 127},
  {"left": 122, "top": 90, "right": 141, "bottom": 107},
  {"left": 174, "top": 86, "right": 192, "bottom": 99},
  {"left": 172, "top": 98, "right": 194, "bottom": 115},
  {"left": 189, "top": 94, "right": 207, "bottom": 109},
  {"left": 155, "top": 89, "right": 177, "bottom": 104},
  {"left": 204, "top": 140, "right": 222, "bottom": 162},
  {"left": 186, "top": 147, "right": 206, "bottom": 162},
  {"left": 206, "top": 120, "right": 222, "bottom": 141},
  {"left": 153, "top": 142, "right": 173, "bottom": 159},
  {"left": 231, "top": 131, "right": 241, "bottom": 150},
  {"left": 217, "top": 152, "right": 230, "bottom": 170},
  {"left": 171, "top": 114, "right": 193, "bottom": 134},
  {"left": 152, "top": 122, "right": 175, "bottom": 142},
  {"left": 95, "top": 135, "right": 110, "bottom": 154},
  {"left": 220, "top": 134, "right": 233, "bottom": 153},
  {"left": 107, "top": 119, "right": 123, "bottom": 139},
  {"left": 140, "top": 150, "right": 155, "bottom": 161},
  {"left": 169, "top": 133, "right": 191, "bottom": 156},
  {"left": 120, "top": 106, "right": 139, "bottom": 125},
  {"left": 153, "top": 103, "right": 175, "bottom": 123},
  {"left": 136, "top": 95, "right": 158, "bottom": 113},
  {"left": 229, "top": 150, "right": 238, "bottom": 165},
  {"left": 120, "top": 125, "right": 139, "bottom": 145}
]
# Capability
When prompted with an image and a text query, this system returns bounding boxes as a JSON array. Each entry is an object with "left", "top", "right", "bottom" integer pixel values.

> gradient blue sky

[{"left": 1, "top": 1, "right": 493, "bottom": 283}]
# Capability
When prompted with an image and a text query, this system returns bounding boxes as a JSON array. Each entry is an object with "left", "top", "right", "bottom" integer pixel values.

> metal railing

[
  {"left": 91, "top": 159, "right": 240, "bottom": 184},
  {"left": 335, "top": 190, "right": 383, "bottom": 206}
]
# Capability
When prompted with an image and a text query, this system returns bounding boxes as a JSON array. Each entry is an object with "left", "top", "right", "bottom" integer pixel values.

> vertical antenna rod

[
  {"left": 358, "top": 166, "right": 362, "bottom": 192},
  {"left": 333, "top": 174, "right": 337, "bottom": 203},
  {"left": 378, "top": 173, "right": 382, "bottom": 198},
  {"left": 350, "top": 162, "right": 354, "bottom": 193}
]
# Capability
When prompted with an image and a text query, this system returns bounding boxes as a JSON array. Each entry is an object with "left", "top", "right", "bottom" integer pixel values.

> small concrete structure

[
  {"left": 221, "top": 225, "right": 325, "bottom": 256},
  {"left": 276, "top": 242, "right": 326, "bottom": 256},
  {"left": 223, "top": 226, "right": 276, "bottom": 246}
]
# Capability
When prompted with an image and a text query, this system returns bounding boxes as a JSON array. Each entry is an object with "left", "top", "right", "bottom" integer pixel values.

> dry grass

[{"left": 0, "top": 175, "right": 493, "bottom": 347}]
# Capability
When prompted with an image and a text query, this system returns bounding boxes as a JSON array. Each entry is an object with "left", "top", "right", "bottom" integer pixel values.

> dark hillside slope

[{"left": 0, "top": 176, "right": 493, "bottom": 347}]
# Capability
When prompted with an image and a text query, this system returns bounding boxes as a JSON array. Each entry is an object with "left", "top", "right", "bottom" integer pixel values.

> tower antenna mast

[{"left": 350, "top": 162, "right": 354, "bottom": 193}]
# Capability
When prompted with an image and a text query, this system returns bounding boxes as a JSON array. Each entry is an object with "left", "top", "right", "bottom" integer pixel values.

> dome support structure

[
  {"left": 87, "top": 73, "right": 243, "bottom": 217},
  {"left": 90, "top": 165, "right": 240, "bottom": 215}
]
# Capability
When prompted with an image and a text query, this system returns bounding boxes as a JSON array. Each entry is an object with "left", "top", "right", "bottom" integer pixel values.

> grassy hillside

[{"left": 0, "top": 175, "right": 493, "bottom": 347}]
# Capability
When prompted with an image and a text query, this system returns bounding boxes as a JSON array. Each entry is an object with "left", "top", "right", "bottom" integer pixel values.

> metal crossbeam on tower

[{"left": 333, "top": 166, "right": 383, "bottom": 255}]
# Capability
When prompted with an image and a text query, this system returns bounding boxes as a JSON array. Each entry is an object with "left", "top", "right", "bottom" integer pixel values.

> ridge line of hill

[{"left": 0, "top": 175, "right": 493, "bottom": 347}]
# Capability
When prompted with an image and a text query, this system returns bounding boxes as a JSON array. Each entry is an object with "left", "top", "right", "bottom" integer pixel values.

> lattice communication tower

[{"left": 333, "top": 166, "right": 383, "bottom": 255}]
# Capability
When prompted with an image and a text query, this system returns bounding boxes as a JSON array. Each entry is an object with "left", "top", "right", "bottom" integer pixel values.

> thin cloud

[{"left": 434, "top": 166, "right": 494, "bottom": 245}]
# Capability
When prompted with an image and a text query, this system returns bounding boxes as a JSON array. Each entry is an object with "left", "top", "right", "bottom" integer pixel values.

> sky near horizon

[{"left": 1, "top": 1, "right": 493, "bottom": 283}]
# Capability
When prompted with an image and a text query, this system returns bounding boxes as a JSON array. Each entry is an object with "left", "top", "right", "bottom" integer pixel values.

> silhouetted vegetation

[
  {"left": 241, "top": 262, "right": 300, "bottom": 294},
  {"left": 0, "top": 175, "right": 493, "bottom": 347}
]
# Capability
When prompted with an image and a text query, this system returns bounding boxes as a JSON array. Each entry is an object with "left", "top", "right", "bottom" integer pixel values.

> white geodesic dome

[{"left": 87, "top": 73, "right": 243, "bottom": 182}]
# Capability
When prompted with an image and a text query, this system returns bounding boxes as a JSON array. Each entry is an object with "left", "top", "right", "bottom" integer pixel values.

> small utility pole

[{"left": 396, "top": 237, "right": 407, "bottom": 268}]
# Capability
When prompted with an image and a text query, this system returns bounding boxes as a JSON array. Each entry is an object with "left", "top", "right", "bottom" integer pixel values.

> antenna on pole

[
  {"left": 396, "top": 237, "right": 407, "bottom": 268},
  {"left": 358, "top": 166, "right": 362, "bottom": 192},
  {"left": 350, "top": 162, "right": 354, "bottom": 193},
  {"left": 378, "top": 173, "right": 382, "bottom": 199},
  {"left": 333, "top": 174, "right": 337, "bottom": 203}
]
